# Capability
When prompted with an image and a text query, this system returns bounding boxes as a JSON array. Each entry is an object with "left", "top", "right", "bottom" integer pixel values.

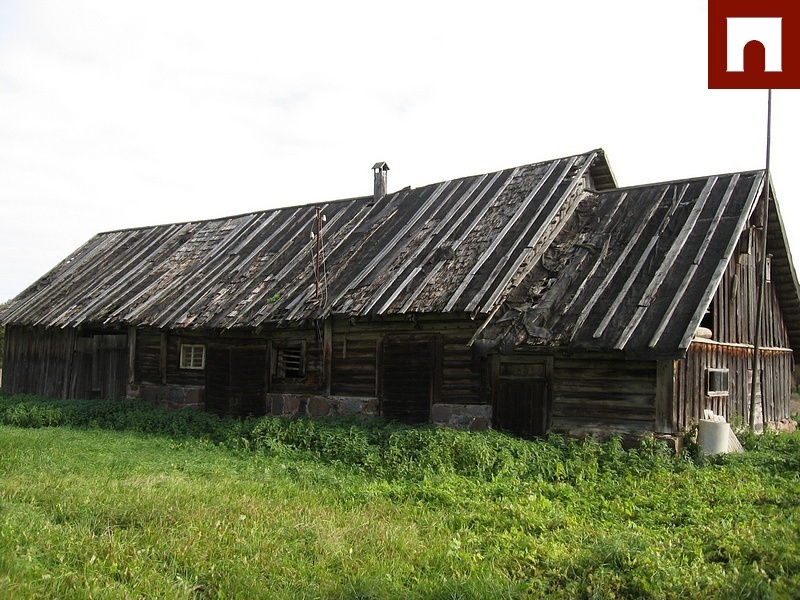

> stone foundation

[
  {"left": 430, "top": 403, "right": 492, "bottom": 430},
  {"left": 767, "top": 418, "right": 798, "bottom": 434},
  {"left": 127, "top": 383, "right": 205, "bottom": 410},
  {"left": 126, "top": 386, "right": 495, "bottom": 431},
  {"left": 268, "top": 393, "right": 379, "bottom": 419}
]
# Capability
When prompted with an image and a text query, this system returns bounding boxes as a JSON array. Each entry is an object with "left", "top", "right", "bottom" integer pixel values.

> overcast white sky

[{"left": 1, "top": 1, "right": 798, "bottom": 304}]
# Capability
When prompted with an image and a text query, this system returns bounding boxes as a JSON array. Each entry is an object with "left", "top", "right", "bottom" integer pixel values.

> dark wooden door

[
  {"left": 380, "top": 338, "right": 433, "bottom": 424},
  {"left": 496, "top": 379, "right": 548, "bottom": 438},
  {"left": 72, "top": 334, "right": 129, "bottom": 400},
  {"left": 206, "top": 346, "right": 267, "bottom": 417},
  {"left": 495, "top": 359, "right": 550, "bottom": 438}
]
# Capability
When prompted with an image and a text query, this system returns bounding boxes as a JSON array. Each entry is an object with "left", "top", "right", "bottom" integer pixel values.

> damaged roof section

[
  {"left": 474, "top": 170, "right": 794, "bottom": 358},
  {"left": 1, "top": 150, "right": 605, "bottom": 331}
]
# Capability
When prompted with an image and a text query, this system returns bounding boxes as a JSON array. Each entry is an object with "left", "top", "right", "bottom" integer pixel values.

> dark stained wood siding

[
  {"left": 2, "top": 325, "right": 74, "bottom": 398},
  {"left": 168, "top": 333, "right": 206, "bottom": 387},
  {"left": 329, "top": 314, "right": 484, "bottom": 402},
  {"left": 268, "top": 329, "right": 321, "bottom": 393},
  {"left": 82, "top": 334, "right": 128, "bottom": 400},
  {"left": 206, "top": 344, "right": 268, "bottom": 417},
  {"left": 551, "top": 357, "right": 657, "bottom": 434},
  {"left": 494, "top": 357, "right": 550, "bottom": 438},
  {"left": 442, "top": 329, "right": 485, "bottom": 405},
  {"left": 330, "top": 331, "right": 377, "bottom": 397},
  {"left": 134, "top": 329, "right": 163, "bottom": 384},
  {"left": 2, "top": 326, "right": 128, "bottom": 400}
]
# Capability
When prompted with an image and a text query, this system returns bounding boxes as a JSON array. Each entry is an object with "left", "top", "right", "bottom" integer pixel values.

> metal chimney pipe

[{"left": 372, "top": 162, "right": 389, "bottom": 201}]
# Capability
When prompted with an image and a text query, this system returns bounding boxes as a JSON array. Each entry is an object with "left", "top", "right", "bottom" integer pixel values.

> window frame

[
  {"left": 180, "top": 344, "right": 206, "bottom": 370},
  {"left": 272, "top": 342, "right": 305, "bottom": 380},
  {"left": 706, "top": 368, "right": 730, "bottom": 397}
]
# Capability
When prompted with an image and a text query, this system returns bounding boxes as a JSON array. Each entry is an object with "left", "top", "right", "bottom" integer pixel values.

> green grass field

[{"left": 0, "top": 395, "right": 799, "bottom": 599}]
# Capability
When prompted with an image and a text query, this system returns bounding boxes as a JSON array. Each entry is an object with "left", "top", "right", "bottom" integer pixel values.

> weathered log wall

[
  {"left": 709, "top": 226, "right": 791, "bottom": 349},
  {"left": 126, "top": 315, "right": 488, "bottom": 425},
  {"left": 675, "top": 340, "right": 792, "bottom": 431},
  {"left": 550, "top": 356, "right": 658, "bottom": 437},
  {"left": 330, "top": 315, "right": 485, "bottom": 403},
  {"left": 2, "top": 325, "right": 128, "bottom": 400},
  {"left": 676, "top": 223, "right": 795, "bottom": 431},
  {"left": 3, "top": 325, "right": 74, "bottom": 398}
]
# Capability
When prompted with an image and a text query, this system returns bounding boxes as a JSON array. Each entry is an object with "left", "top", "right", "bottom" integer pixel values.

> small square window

[
  {"left": 707, "top": 368, "right": 729, "bottom": 396},
  {"left": 275, "top": 347, "right": 303, "bottom": 378},
  {"left": 180, "top": 344, "right": 206, "bottom": 370}
]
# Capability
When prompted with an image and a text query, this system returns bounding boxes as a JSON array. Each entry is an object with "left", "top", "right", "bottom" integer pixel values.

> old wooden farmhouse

[{"left": 2, "top": 149, "right": 798, "bottom": 438}]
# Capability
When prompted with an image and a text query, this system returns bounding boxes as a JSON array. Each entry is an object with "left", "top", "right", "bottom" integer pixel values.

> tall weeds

[
  {"left": 0, "top": 393, "right": 677, "bottom": 483},
  {"left": 1, "top": 393, "right": 799, "bottom": 598}
]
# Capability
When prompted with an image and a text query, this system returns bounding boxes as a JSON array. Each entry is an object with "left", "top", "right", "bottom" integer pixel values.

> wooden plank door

[
  {"left": 495, "top": 358, "right": 550, "bottom": 438},
  {"left": 72, "top": 333, "right": 129, "bottom": 400},
  {"left": 380, "top": 338, "right": 434, "bottom": 424},
  {"left": 206, "top": 346, "right": 267, "bottom": 417}
]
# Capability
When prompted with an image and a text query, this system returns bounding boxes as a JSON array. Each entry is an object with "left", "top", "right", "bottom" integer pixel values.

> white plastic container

[{"left": 697, "top": 419, "right": 730, "bottom": 455}]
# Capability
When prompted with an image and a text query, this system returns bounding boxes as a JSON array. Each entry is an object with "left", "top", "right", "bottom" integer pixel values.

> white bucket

[{"left": 697, "top": 419, "right": 731, "bottom": 455}]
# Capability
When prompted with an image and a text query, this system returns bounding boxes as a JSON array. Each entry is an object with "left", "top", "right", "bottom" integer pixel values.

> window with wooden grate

[
  {"left": 275, "top": 345, "right": 304, "bottom": 378},
  {"left": 180, "top": 344, "right": 206, "bottom": 370}
]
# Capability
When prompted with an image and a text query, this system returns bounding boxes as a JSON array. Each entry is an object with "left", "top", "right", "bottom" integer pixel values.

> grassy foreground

[{"left": 0, "top": 396, "right": 799, "bottom": 598}]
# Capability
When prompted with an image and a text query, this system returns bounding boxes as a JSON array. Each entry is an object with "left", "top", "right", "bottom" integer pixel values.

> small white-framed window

[
  {"left": 706, "top": 368, "right": 729, "bottom": 397},
  {"left": 180, "top": 344, "right": 206, "bottom": 370}
]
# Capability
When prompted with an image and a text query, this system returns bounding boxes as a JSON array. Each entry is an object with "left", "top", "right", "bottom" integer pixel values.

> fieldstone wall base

[
  {"left": 127, "top": 384, "right": 204, "bottom": 410},
  {"left": 268, "top": 393, "right": 378, "bottom": 419},
  {"left": 431, "top": 403, "right": 492, "bottom": 430}
]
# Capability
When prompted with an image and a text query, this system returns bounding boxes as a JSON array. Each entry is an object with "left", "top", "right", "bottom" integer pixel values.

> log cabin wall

[
  {"left": 131, "top": 328, "right": 211, "bottom": 411},
  {"left": 131, "top": 327, "right": 321, "bottom": 414},
  {"left": 3, "top": 325, "right": 129, "bottom": 400},
  {"left": 674, "top": 341, "right": 792, "bottom": 431},
  {"left": 2, "top": 325, "right": 74, "bottom": 398},
  {"left": 707, "top": 225, "right": 791, "bottom": 349},
  {"left": 327, "top": 314, "right": 489, "bottom": 427},
  {"left": 330, "top": 315, "right": 486, "bottom": 404},
  {"left": 550, "top": 355, "right": 658, "bottom": 438},
  {"left": 127, "top": 314, "right": 490, "bottom": 427},
  {"left": 673, "top": 225, "right": 794, "bottom": 431}
]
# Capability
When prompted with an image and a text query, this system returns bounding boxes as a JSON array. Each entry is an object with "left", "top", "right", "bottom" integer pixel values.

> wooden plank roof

[
  {"left": 0, "top": 150, "right": 605, "bottom": 330},
  {"left": 474, "top": 170, "right": 800, "bottom": 358},
  {"left": 3, "top": 149, "right": 798, "bottom": 360}
]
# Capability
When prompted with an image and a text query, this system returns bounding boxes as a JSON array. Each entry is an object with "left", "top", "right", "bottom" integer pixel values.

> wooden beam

[
  {"left": 655, "top": 360, "right": 674, "bottom": 434},
  {"left": 323, "top": 318, "right": 332, "bottom": 396},
  {"left": 160, "top": 331, "right": 167, "bottom": 384},
  {"left": 128, "top": 326, "right": 136, "bottom": 385}
]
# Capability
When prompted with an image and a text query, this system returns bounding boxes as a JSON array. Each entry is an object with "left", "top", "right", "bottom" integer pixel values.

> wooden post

[
  {"left": 375, "top": 337, "right": 383, "bottom": 399},
  {"left": 655, "top": 360, "right": 674, "bottom": 434},
  {"left": 160, "top": 331, "right": 168, "bottom": 384},
  {"left": 128, "top": 326, "right": 137, "bottom": 386},
  {"left": 323, "top": 318, "right": 332, "bottom": 396},
  {"left": 750, "top": 89, "right": 772, "bottom": 430}
]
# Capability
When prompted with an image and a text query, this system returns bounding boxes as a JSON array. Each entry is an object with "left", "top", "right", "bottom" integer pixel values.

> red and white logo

[{"left": 708, "top": 0, "right": 800, "bottom": 88}]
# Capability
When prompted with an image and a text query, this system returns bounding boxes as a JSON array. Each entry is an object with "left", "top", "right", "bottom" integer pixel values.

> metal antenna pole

[{"left": 749, "top": 88, "right": 772, "bottom": 430}]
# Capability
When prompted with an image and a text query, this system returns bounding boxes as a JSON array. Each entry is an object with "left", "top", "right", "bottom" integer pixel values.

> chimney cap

[{"left": 372, "top": 162, "right": 389, "bottom": 171}]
